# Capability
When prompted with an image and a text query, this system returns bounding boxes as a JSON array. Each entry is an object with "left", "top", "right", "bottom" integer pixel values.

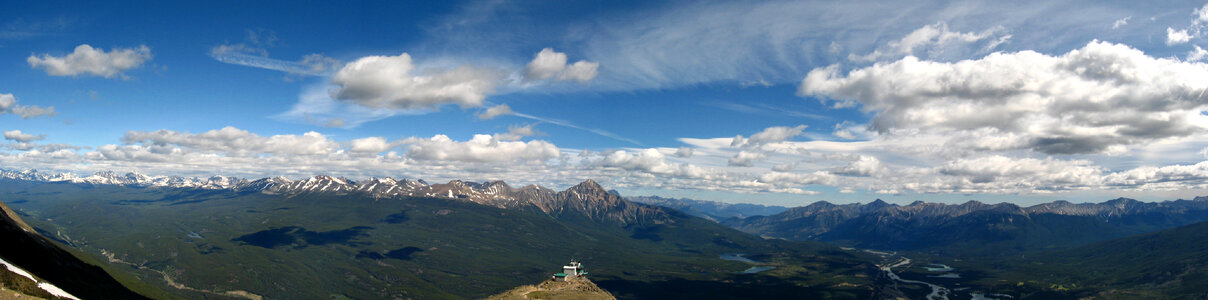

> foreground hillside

[
  {"left": 0, "top": 201, "right": 152, "bottom": 299},
  {"left": 0, "top": 173, "right": 878, "bottom": 299}
]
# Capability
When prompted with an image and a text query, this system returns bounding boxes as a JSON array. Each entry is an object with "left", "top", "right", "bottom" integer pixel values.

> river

[
  {"left": 719, "top": 253, "right": 776, "bottom": 274},
  {"left": 880, "top": 257, "right": 950, "bottom": 300}
]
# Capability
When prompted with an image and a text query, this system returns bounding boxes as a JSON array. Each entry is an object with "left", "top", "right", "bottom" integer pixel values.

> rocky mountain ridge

[
  {"left": 763, "top": 197, "right": 1208, "bottom": 221},
  {"left": 725, "top": 196, "right": 1208, "bottom": 254}
]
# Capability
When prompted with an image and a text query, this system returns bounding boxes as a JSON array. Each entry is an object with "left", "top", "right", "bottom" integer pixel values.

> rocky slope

[{"left": 0, "top": 201, "right": 149, "bottom": 299}]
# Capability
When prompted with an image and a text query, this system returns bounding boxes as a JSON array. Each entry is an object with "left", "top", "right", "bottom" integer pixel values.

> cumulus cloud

[
  {"left": 939, "top": 155, "right": 1101, "bottom": 187},
  {"left": 3, "top": 130, "right": 44, "bottom": 142},
  {"left": 403, "top": 134, "right": 559, "bottom": 163},
  {"left": 599, "top": 148, "right": 714, "bottom": 179},
  {"left": 0, "top": 94, "right": 56, "bottom": 119},
  {"left": 829, "top": 155, "right": 884, "bottom": 176},
  {"left": 331, "top": 53, "right": 503, "bottom": 110},
  {"left": 121, "top": 126, "right": 339, "bottom": 156},
  {"left": 348, "top": 137, "right": 392, "bottom": 154},
  {"left": 731, "top": 125, "right": 807, "bottom": 148},
  {"left": 493, "top": 123, "right": 541, "bottom": 141},
  {"left": 728, "top": 151, "right": 766, "bottom": 167},
  {"left": 1168, "top": 28, "right": 1193, "bottom": 45},
  {"left": 523, "top": 48, "right": 599, "bottom": 83},
  {"left": 673, "top": 147, "right": 693, "bottom": 158},
  {"left": 27, "top": 44, "right": 151, "bottom": 78},
  {"left": 1166, "top": 4, "right": 1208, "bottom": 46},
  {"left": 477, "top": 103, "right": 514, "bottom": 120},
  {"left": 801, "top": 41, "right": 1208, "bottom": 155},
  {"left": 849, "top": 22, "right": 1010, "bottom": 62},
  {"left": 1188, "top": 45, "right": 1208, "bottom": 62},
  {"left": 758, "top": 171, "right": 838, "bottom": 186},
  {"left": 1103, "top": 160, "right": 1208, "bottom": 189}
]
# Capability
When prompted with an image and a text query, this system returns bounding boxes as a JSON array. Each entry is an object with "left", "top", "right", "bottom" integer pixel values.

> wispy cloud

[
  {"left": 210, "top": 49, "right": 339, "bottom": 76},
  {"left": 704, "top": 101, "right": 829, "bottom": 120},
  {"left": 503, "top": 107, "right": 643, "bottom": 146}
]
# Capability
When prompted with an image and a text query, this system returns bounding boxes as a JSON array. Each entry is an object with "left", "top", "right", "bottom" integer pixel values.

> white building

[{"left": 553, "top": 260, "right": 587, "bottom": 282}]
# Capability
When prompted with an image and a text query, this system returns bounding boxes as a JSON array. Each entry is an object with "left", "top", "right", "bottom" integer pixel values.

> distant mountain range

[
  {"left": 0, "top": 169, "right": 675, "bottom": 226},
  {"left": 725, "top": 197, "right": 1208, "bottom": 256},
  {"left": 625, "top": 196, "right": 789, "bottom": 221}
]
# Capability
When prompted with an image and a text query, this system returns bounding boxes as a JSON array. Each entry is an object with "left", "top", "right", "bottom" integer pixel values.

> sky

[{"left": 3, "top": 0, "right": 1208, "bottom": 206}]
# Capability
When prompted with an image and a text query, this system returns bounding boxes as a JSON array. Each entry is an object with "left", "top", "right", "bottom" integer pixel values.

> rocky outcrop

[{"left": 486, "top": 276, "right": 616, "bottom": 300}]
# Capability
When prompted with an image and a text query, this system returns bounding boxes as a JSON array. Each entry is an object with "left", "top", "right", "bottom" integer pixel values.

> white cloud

[
  {"left": 758, "top": 171, "right": 838, "bottom": 186},
  {"left": 27, "top": 44, "right": 151, "bottom": 78},
  {"left": 121, "top": 126, "right": 339, "bottom": 156},
  {"left": 849, "top": 22, "right": 1010, "bottom": 62},
  {"left": 211, "top": 45, "right": 341, "bottom": 76},
  {"left": 0, "top": 94, "right": 56, "bottom": 119},
  {"left": 477, "top": 103, "right": 514, "bottom": 120},
  {"left": 1188, "top": 45, "right": 1208, "bottom": 61},
  {"left": 728, "top": 151, "right": 766, "bottom": 167},
  {"left": 403, "top": 134, "right": 559, "bottom": 163},
  {"left": 1111, "top": 16, "right": 1130, "bottom": 29},
  {"left": 801, "top": 41, "right": 1208, "bottom": 155},
  {"left": 599, "top": 148, "right": 714, "bottom": 179},
  {"left": 731, "top": 125, "right": 807, "bottom": 148},
  {"left": 523, "top": 48, "right": 599, "bottom": 83},
  {"left": 559, "top": 60, "right": 600, "bottom": 83},
  {"left": 348, "top": 137, "right": 392, "bottom": 154},
  {"left": 524, "top": 48, "right": 568, "bottom": 80},
  {"left": 493, "top": 123, "right": 542, "bottom": 141},
  {"left": 1165, "top": 4, "right": 1208, "bottom": 46},
  {"left": 829, "top": 155, "right": 884, "bottom": 176},
  {"left": 1103, "top": 160, "right": 1208, "bottom": 190},
  {"left": 3, "top": 130, "right": 44, "bottom": 142},
  {"left": 939, "top": 155, "right": 1101, "bottom": 188},
  {"left": 331, "top": 53, "right": 502, "bottom": 110},
  {"left": 673, "top": 147, "right": 693, "bottom": 158},
  {"left": 1168, "top": 27, "right": 1193, "bottom": 45}
]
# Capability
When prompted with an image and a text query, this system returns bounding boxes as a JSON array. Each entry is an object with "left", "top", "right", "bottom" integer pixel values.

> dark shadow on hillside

[
  {"left": 355, "top": 246, "right": 424, "bottom": 261},
  {"left": 628, "top": 226, "right": 663, "bottom": 241},
  {"left": 385, "top": 247, "right": 423, "bottom": 260},
  {"left": 380, "top": 211, "right": 409, "bottom": 224},
  {"left": 232, "top": 226, "right": 373, "bottom": 249}
]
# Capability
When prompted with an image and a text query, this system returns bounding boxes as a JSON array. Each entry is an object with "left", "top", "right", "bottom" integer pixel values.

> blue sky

[{"left": 4, "top": 0, "right": 1208, "bottom": 206}]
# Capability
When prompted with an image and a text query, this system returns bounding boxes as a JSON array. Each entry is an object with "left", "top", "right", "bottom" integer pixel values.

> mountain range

[
  {"left": 725, "top": 197, "right": 1208, "bottom": 256},
  {"left": 625, "top": 196, "right": 789, "bottom": 221}
]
